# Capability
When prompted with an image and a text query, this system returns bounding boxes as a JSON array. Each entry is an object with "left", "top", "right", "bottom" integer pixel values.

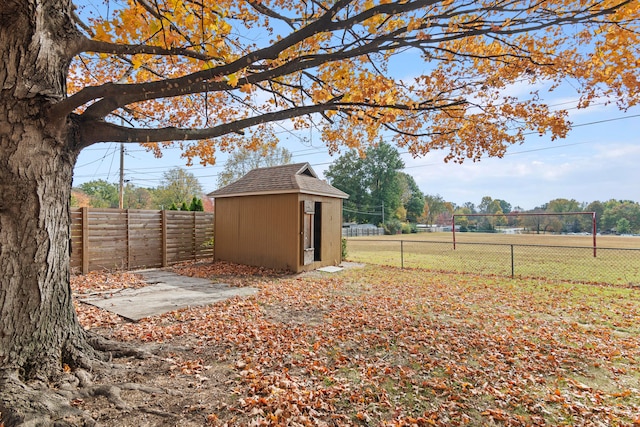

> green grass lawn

[{"left": 346, "top": 233, "right": 640, "bottom": 285}]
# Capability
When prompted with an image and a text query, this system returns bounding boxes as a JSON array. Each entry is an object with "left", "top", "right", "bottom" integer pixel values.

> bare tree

[{"left": 217, "top": 146, "right": 292, "bottom": 188}]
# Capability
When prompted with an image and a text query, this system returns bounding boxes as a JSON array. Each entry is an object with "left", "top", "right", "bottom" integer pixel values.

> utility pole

[
  {"left": 115, "top": 69, "right": 131, "bottom": 210},
  {"left": 118, "top": 143, "right": 124, "bottom": 209}
]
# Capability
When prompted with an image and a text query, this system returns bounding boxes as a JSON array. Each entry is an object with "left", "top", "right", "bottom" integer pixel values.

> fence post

[
  {"left": 193, "top": 211, "right": 197, "bottom": 261},
  {"left": 452, "top": 216, "right": 456, "bottom": 249},
  {"left": 81, "top": 207, "right": 89, "bottom": 274},
  {"left": 511, "top": 244, "right": 514, "bottom": 279},
  {"left": 161, "top": 210, "right": 168, "bottom": 267},
  {"left": 126, "top": 209, "right": 131, "bottom": 270},
  {"left": 592, "top": 212, "right": 597, "bottom": 257},
  {"left": 401, "top": 240, "right": 404, "bottom": 269}
]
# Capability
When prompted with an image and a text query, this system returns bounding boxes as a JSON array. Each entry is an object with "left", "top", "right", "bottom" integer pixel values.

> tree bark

[
  {"left": 0, "top": 95, "right": 88, "bottom": 380},
  {"left": 0, "top": 0, "right": 91, "bottom": 382}
]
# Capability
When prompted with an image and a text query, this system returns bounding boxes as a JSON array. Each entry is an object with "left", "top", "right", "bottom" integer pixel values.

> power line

[
  {"left": 343, "top": 207, "right": 382, "bottom": 216},
  {"left": 401, "top": 140, "right": 598, "bottom": 170},
  {"left": 74, "top": 109, "right": 640, "bottom": 180},
  {"left": 571, "top": 113, "right": 640, "bottom": 128},
  {"left": 400, "top": 113, "right": 640, "bottom": 170},
  {"left": 75, "top": 143, "right": 117, "bottom": 168}
]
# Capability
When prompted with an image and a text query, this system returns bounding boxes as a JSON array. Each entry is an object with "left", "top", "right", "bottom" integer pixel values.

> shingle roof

[{"left": 208, "top": 162, "right": 349, "bottom": 199}]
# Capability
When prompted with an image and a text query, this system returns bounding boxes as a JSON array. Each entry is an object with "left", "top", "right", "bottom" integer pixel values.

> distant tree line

[
  {"left": 419, "top": 195, "right": 640, "bottom": 235},
  {"left": 325, "top": 144, "right": 640, "bottom": 235},
  {"left": 449, "top": 196, "right": 640, "bottom": 235},
  {"left": 71, "top": 167, "right": 211, "bottom": 211}
]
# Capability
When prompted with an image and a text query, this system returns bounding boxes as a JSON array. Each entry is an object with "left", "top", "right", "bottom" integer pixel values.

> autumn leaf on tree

[{"left": 60, "top": 0, "right": 640, "bottom": 164}]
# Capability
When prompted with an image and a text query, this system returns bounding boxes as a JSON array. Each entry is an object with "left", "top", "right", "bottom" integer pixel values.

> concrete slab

[
  {"left": 80, "top": 270, "right": 259, "bottom": 321},
  {"left": 316, "top": 266, "right": 344, "bottom": 273}
]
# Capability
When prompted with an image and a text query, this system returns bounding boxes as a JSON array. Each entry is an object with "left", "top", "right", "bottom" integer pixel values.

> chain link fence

[{"left": 345, "top": 239, "right": 640, "bottom": 285}]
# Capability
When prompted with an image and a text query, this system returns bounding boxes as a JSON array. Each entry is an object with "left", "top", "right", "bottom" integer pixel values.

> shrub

[
  {"left": 384, "top": 219, "right": 403, "bottom": 235},
  {"left": 189, "top": 196, "right": 204, "bottom": 211},
  {"left": 341, "top": 238, "right": 348, "bottom": 260},
  {"left": 400, "top": 222, "right": 418, "bottom": 233}
]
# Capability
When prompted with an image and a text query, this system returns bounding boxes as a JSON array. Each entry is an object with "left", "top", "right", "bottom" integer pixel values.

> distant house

[{"left": 207, "top": 163, "right": 348, "bottom": 273}]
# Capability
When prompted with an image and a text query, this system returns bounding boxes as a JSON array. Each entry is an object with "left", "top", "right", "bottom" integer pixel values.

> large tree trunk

[
  {"left": 0, "top": 0, "right": 91, "bottom": 380},
  {"left": 0, "top": 98, "right": 86, "bottom": 379},
  {"left": 0, "top": 3, "right": 121, "bottom": 424}
]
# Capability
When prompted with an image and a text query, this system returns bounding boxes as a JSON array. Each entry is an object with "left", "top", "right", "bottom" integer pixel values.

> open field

[
  {"left": 347, "top": 231, "right": 640, "bottom": 247},
  {"left": 346, "top": 233, "right": 640, "bottom": 285},
  {"left": 72, "top": 261, "right": 640, "bottom": 426}
]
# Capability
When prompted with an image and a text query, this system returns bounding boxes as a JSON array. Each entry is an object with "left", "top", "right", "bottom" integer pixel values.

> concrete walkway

[{"left": 80, "top": 270, "right": 259, "bottom": 321}]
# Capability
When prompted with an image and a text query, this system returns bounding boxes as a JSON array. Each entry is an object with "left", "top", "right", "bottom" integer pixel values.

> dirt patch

[{"left": 67, "top": 341, "right": 239, "bottom": 426}]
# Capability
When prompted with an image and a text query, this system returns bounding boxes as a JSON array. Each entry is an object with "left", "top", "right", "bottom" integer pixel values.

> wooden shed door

[{"left": 301, "top": 200, "right": 315, "bottom": 265}]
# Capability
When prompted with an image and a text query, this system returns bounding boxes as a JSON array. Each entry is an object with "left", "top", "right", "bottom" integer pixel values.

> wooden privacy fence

[{"left": 70, "top": 208, "right": 214, "bottom": 274}]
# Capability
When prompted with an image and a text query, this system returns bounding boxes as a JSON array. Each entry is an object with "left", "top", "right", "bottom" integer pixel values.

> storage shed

[{"left": 208, "top": 163, "right": 349, "bottom": 273}]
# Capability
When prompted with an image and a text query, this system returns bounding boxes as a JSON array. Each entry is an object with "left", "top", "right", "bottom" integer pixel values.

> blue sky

[
  {"left": 73, "top": 99, "right": 640, "bottom": 211},
  {"left": 71, "top": 1, "right": 640, "bottom": 211}
]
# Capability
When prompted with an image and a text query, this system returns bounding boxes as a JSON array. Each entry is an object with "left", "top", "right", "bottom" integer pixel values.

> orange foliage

[
  {"left": 201, "top": 196, "right": 215, "bottom": 212},
  {"left": 66, "top": 1, "right": 640, "bottom": 164},
  {"left": 70, "top": 190, "right": 91, "bottom": 207}
]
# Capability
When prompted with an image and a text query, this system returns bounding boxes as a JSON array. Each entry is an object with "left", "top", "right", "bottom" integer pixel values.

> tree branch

[
  {"left": 50, "top": 0, "right": 353, "bottom": 119},
  {"left": 51, "top": 0, "right": 634, "bottom": 128},
  {"left": 77, "top": 92, "right": 467, "bottom": 149},
  {"left": 78, "top": 102, "right": 343, "bottom": 147},
  {"left": 76, "top": 38, "right": 210, "bottom": 60},
  {"left": 132, "top": 0, "right": 199, "bottom": 49},
  {"left": 247, "top": 0, "right": 300, "bottom": 29}
]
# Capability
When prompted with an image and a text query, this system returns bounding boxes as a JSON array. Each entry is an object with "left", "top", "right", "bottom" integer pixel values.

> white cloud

[
  {"left": 594, "top": 143, "right": 640, "bottom": 160},
  {"left": 394, "top": 134, "right": 640, "bottom": 209}
]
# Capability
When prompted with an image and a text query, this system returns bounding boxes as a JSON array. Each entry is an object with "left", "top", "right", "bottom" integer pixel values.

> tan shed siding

[
  {"left": 213, "top": 198, "right": 241, "bottom": 261},
  {"left": 214, "top": 194, "right": 299, "bottom": 271}
]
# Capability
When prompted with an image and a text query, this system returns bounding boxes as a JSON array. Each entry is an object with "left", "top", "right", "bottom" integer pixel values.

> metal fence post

[
  {"left": 401, "top": 240, "right": 404, "bottom": 269},
  {"left": 511, "top": 244, "right": 514, "bottom": 278},
  {"left": 593, "top": 212, "right": 597, "bottom": 257}
]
